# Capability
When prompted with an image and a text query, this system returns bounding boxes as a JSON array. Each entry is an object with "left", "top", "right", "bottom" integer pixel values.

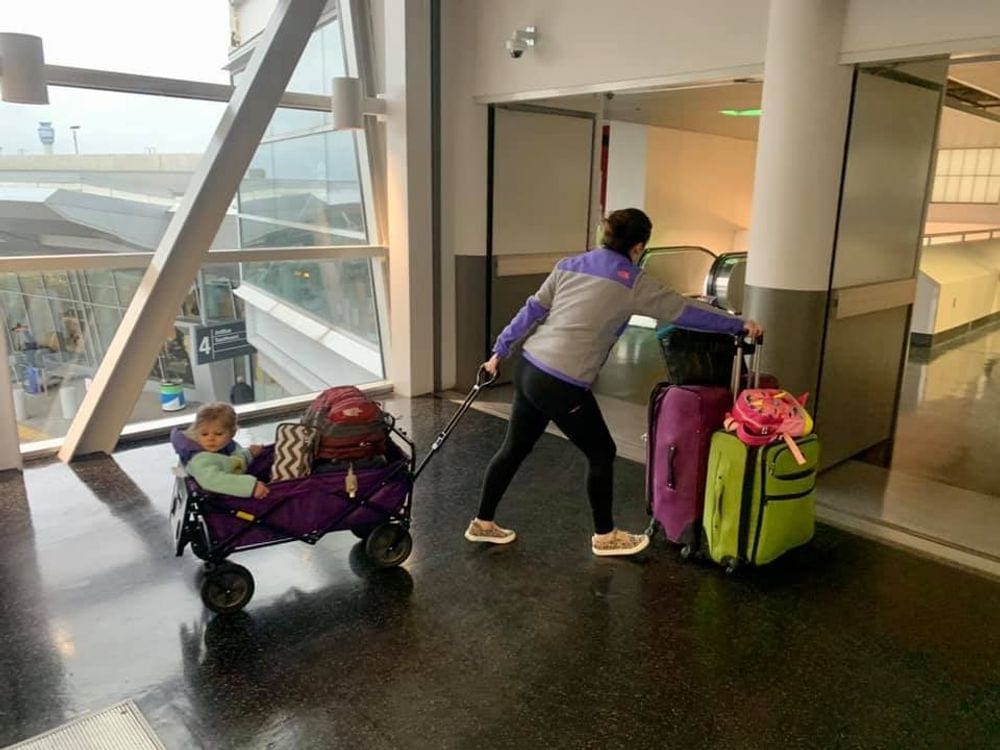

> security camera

[
  {"left": 505, "top": 26, "right": 537, "bottom": 60},
  {"left": 506, "top": 36, "right": 526, "bottom": 59}
]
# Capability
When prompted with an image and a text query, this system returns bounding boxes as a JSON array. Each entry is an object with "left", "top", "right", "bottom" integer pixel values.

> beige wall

[
  {"left": 643, "top": 126, "right": 756, "bottom": 253},
  {"left": 914, "top": 239, "right": 1000, "bottom": 334},
  {"left": 459, "top": 0, "right": 1000, "bottom": 101},
  {"left": 841, "top": 0, "right": 1000, "bottom": 62},
  {"left": 466, "top": 0, "right": 768, "bottom": 101},
  {"left": 938, "top": 108, "right": 1000, "bottom": 149},
  {"left": 926, "top": 109, "right": 1000, "bottom": 228}
]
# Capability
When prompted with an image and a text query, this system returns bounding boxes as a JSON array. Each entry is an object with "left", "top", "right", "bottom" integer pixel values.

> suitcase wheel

[
  {"left": 679, "top": 544, "right": 694, "bottom": 561},
  {"left": 723, "top": 557, "right": 739, "bottom": 576}
]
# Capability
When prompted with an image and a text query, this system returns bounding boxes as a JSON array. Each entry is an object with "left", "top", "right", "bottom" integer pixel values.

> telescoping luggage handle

[
  {"left": 412, "top": 366, "right": 497, "bottom": 480},
  {"left": 729, "top": 334, "right": 809, "bottom": 465},
  {"left": 730, "top": 333, "right": 764, "bottom": 397}
]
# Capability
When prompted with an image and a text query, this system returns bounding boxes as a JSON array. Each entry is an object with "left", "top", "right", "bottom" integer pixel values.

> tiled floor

[
  {"left": 1, "top": 397, "right": 998, "bottom": 749},
  {"left": 809, "top": 323, "right": 1000, "bottom": 572},
  {"left": 893, "top": 322, "right": 1000, "bottom": 497}
]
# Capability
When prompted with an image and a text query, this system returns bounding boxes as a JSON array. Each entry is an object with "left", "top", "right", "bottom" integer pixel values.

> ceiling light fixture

[
  {"left": 719, "top": 108, "right": 762, "bottom": 117},
  {"left": 0, "top": 32, "right": 49, "bottom": 105}
]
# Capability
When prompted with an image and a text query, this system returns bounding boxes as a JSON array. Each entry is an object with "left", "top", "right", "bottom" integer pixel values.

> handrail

[
  {"left": 921, "top": 227, "right": 1000, "bottom": 246},
  {"left": 0, "top": 245, "right": 388, "bottom": 272},
  {"left": 638, "top": 245, "right": 716, "bottom": 268}
]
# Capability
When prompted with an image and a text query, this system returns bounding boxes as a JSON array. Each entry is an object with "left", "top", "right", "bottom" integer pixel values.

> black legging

[{"left": 476, "top": 359, "right": 617, "bottom": 534}]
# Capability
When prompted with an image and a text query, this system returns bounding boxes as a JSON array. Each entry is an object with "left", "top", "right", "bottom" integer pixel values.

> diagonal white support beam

[{"left": 58, "top": 0, "right": 327, "bottom": 461}]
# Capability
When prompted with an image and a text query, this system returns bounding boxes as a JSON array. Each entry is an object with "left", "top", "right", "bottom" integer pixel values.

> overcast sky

[{"left": 1, "top": 1, "right": 232, "bottom": 155}]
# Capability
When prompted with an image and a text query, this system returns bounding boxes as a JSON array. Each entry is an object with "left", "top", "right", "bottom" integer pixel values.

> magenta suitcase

[{"left": 646, "top": 383, "right": 731, "bottom": 555}]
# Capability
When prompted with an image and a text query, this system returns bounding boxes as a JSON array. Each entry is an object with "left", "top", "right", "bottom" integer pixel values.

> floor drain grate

[{"left": 4, "top": 700, "right": 165, "bottom": 750}]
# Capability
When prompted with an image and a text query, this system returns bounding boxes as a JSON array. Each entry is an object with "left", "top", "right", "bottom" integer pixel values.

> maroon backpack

[{"left": 303, "top": 386, "right": 389, "bottom": 461}]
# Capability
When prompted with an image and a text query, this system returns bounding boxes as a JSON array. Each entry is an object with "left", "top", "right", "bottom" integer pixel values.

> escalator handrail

[
  {"left": 637, "top": 245, "right": 717, "bottom": 269},
  {"left": 705, "top": 251, "right": 748, "bottom": 297}
]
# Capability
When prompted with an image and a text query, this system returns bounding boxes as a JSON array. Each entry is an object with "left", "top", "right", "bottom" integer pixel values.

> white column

[
  {"left": 384, "top": 0, "right": 435, "bottom": 396},
  {"left": 743, "top": 0, "right": 853, "bottom": 395},
  {"left": 57, "top": 0, "right": 327, "bottom": 461},
  {"left": 746, "top": 0, "right": 853, "bottom": 292},
  {"left": 0, "top": 332, "right": 23, "bottom": 471},
  {"left": 606, "top": 121, "right": 648, "bottom": 213}
]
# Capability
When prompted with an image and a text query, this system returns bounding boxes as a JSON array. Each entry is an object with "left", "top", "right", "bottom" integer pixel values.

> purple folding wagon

[{"left": 170, "top": 372, "right": 493, "bottom": 614}]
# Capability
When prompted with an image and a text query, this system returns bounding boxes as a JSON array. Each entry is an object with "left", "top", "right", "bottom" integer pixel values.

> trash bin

[
  {"left": 24, "top": 366, "right": 43, "bottom": 394},
  {"left": 160, "top": 381, "right": 186, "bottom": 412},
  {"left": 11, "top": 387, "right": 26, "bottom": 422},
  {"left": 59, "top": 384, "right": 80, "bottom": 419}
]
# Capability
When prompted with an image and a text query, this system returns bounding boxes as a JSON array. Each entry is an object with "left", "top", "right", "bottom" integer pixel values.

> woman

[{"left": 466, "top": 208, "right": 763, "bottom": 557}]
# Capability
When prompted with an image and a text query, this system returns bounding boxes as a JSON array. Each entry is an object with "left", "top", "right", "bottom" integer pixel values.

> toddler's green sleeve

[{"left": 188, "top": 453, "right": 257, "bottom": 497}]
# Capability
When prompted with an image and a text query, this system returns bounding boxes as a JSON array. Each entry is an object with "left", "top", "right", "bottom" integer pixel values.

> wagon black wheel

[
  {"left": 365, "top": 524, "right": 412, "bottom": 568},
  {"left": 351, "top": 524, "right": 377, "bottom": 540},
  {"left": 201, "top": 562, "right": 255, "bottom": 614}
]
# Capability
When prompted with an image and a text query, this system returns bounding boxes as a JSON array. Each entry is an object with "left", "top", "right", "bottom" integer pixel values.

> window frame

[{"left": 0, "top": 5, "right": 391, "bottom": 458}]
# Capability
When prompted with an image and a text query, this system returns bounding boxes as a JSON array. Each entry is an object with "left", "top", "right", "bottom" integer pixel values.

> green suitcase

[{"left": 702, "top": 431, "right": 820, "bottom": 572}]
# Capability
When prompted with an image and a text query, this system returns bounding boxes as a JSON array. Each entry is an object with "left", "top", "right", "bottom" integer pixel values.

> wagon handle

[
  {"left": 412, "top": 367, "right": 495, "bottom": 480},
  {"left": 476, "top": 365, "right": 498, "bottom": 388}
]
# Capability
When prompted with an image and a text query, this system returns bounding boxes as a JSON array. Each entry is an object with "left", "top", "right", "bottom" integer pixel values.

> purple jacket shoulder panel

[{"left": 557, "top": 247, "right": 638, "bottom": 289}]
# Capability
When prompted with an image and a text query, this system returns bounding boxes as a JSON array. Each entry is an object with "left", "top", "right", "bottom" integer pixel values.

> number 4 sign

[{"left": 194, "top": 321, "right": 255, "bottom": 365}]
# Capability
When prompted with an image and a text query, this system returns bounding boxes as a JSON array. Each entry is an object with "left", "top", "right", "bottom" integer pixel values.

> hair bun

[{"left": 601, "top": 208, "right": 652, "bottom": 256}]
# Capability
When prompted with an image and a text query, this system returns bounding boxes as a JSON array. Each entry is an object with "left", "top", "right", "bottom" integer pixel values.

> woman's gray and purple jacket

[{"left": 493, "top": 246, "right": 744, "bottom": 388}]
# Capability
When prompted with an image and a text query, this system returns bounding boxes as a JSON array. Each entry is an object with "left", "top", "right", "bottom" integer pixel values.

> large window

[
  {"left": 3, "top": 3, "right": 232, "bottom": 83},
  {"left": 931, "top": 148, "right": 1000, "bottom": 204},
  {"left": 238, "top": 129, "right": 366, "bottom": 247},
  {"left": 0, "top": 89, "right": 229, "bottom": 257},
  {"left": 241, "top": 258, "right": 381, "bottom": 346},
  {"left": 1, "top": 9, "right": 387, "bottom": 453}
]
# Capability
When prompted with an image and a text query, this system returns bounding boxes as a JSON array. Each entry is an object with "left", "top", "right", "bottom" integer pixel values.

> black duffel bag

[{"left": 656, "top": 326, "right": 739, "bottom": 386}]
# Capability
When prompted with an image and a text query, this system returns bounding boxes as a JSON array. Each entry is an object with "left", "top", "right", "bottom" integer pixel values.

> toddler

[{"left": 171, "top": 403, "right": 269, "bottom": 499}]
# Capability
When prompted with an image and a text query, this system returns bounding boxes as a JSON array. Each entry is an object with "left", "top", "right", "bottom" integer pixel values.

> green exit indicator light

[{"left": 719, "top": 108, "right": 762, "bottom": 117}]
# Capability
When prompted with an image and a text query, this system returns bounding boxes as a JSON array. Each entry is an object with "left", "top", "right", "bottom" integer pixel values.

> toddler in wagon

[{"left": 170, "top": 402, "right": 269, "bottom": 499}]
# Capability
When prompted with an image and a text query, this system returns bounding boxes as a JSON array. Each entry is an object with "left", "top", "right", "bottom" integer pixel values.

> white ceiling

[
  {"left": 949, "top": 60, "right": 1000, "bottom": 98},
  {"left": 526, "top": 83, "right": 763, "bottom": 141},
  {"left": 602, "top": 82, "right": 763, "bottom": 141},
  {"left": 524, "top": 61, "right": 1000, "bottom": 144}
]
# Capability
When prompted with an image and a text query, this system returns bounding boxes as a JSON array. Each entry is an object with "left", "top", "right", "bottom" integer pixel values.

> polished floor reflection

[
  {"left": 894, "top": 322, "right": 1000, "bottom": 497},
  {"left": 1, "top": 397, "right": 998, "bottom": 749}
]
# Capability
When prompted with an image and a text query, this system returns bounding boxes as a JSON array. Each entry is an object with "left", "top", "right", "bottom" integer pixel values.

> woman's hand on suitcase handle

[
  {"left": 253, "top": 481, "right": 270, "bottom": 499},
  {"left": 742, "top": 320, "right": 764, "bottom": 341},
  {"left": 249, "top": 444, "right": 264, "bottom": 458}
]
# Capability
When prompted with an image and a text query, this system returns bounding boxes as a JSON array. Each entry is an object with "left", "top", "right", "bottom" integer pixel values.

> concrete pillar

[
  {"left": 385, "top": 0, "right": 435, "bottom": 396},
  {"left": 744, "top": 0, "right": 853, "bottom": 396}
]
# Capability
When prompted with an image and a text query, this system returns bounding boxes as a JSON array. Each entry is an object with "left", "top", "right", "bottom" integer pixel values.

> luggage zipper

[
  {"left": 751, "top": 441, "right": 815, "bottom": 560},
  {"left": 769, "top": 466, "right": 814, "bottom": 481},
  {"left": 767, "top": 438, "right": 816, "bottom": 479},
  {"left": 736, "top": 447, "right": 756, "bottom": 563},
  {"left": 763, "top": 487, "right": 814, "bottom": 501}
]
